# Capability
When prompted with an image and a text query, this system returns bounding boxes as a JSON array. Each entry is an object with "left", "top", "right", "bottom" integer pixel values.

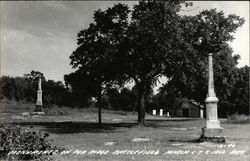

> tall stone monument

[
  {"left": 201, "top": 53, "right": 224, "bottom": 142},
  {"left": 35, "top": 78, "right": 43, "bottom": 112}
]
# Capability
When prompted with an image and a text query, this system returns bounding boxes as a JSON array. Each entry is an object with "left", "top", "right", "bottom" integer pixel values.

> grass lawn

[{"left": 0, "top": 101, "right": 249, "bottom": 161}]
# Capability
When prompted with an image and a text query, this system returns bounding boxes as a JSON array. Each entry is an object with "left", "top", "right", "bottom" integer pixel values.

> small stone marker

[
  {"left": 30, "top": 111, "right": 45, "bottom": 118},
  {"left": 104, "top": 142, "right": 116, "bottom": 146},
  {"left": 171, "top": 143, "right": 183, "bottom": 146},
  {"left": 22, "top": 112, "right": 30, "bottom": 117},
  {"left": 11, "top": 115, "right": 27, "bottom": 120},
  {"left": 188, "top": 127, "right": 198, "bottom": 130},
  {"left": 152, "top": 110, "right": 156, "bottom": 115},
  {"left": 171, "top": 127, "right": 187, "bottom": 131},
  {"left": 159, "top": 109, "right": 163, "bottom": 116},
  {"left": 83, "top": 115, "right": 90, "bottom": 118},
  {"left": 112, "top": 119, "right": 121, "bottom": 122},
  {"left": 132, "top": 138, "right": 150, "bottom": 142},
  {"left": 31, "top": 115, "right": 40, "bottom": 118},
  {"left": 31, "top": 112, "right": 45, "bottom": 115}
]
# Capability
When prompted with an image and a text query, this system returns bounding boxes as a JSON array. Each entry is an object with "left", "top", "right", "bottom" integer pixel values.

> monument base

[
  {"left": 35, "top": 105, "right": 43, "bottom": 112},
  {"left": 206, "top": 120, "right": 221, "bottom": 129},
  {"left": 31, "top": 111, "right": 45, "bottom": 115},
  {"left": 200, "top": 127, "right": 225, "bottom": 143}
]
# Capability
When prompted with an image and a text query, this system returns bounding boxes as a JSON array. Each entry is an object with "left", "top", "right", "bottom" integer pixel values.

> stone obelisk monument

[
  {"left": 35, "top": 78, "right": 43, "bottom": 112},
  {"left": 201, "top": 53, "right": 224, "bottom": 142}
]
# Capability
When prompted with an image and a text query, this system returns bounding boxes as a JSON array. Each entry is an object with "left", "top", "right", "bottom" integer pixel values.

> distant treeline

[
  {"left": 0, "top": 67, "right": 249, "bottom": 116},
  {"left": 0, "top": 71, "right": 138, "bottom": 111},
  {"left": 0, "top": 71, "right": 70, "bottom": 107}
]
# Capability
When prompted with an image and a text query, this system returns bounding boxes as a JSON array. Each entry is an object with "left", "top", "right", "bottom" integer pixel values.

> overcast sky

[{"left": 1, "top": 1, "right": 249, "bottom": 83}]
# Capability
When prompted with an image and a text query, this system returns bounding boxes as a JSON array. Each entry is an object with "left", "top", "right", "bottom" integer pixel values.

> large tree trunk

[
  {"left": 97, "top": 96, "right": 102, "bottom": 124},
  {"left": 135, "top": 78, "right": 152, "bottom": 126},
  {"left": 97, "top": 86, "right": 102, "bottom": 124},
  {"left": 137, "top": 93, "right": 146, "bottom": 126}
]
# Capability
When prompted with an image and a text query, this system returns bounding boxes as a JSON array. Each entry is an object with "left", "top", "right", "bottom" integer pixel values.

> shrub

[
  {"left": 227, "top": 113, "right": 250, "bottom": 123},
  {"left": 0, "top": 124, "right": 54, "bottom": 160}
]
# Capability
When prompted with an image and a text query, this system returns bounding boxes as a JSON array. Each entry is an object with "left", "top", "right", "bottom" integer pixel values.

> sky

[{"left": 1, "top": 1, "right": 249, "bottom": 87}]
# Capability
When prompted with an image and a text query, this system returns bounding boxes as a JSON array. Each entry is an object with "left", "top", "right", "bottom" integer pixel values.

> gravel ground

[{"left": 1, "top": 110, "right": 250, "bottom": 161}]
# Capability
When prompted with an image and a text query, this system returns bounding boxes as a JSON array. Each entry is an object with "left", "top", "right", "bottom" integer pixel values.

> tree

[
  {"left": 160, "top": 9, "right": 245, "bottom": 117},
  {"left": 155, "top": 81, "right": 183, "bottom": 115},
  {"left": 64, "top": 70, "right": 99, "bottom": 107},
  {"left": 69, "top": 4, "right": 130, "bottom": 124},
  {"left": 1, "top": 76, "right": 28, "bottom": 101},
  {"left": 69, "top": 1, "right": 190, "bottom": 126},
  {"left": 24, "top": 70, "right": 45, "bottom": 82},
  {"left": 228, "top": 66, "right": 249, "bottom": 115},
  {"left": 41, "top": 80, "right": 68, "bottom": 107},
  {"left": 68, "top": 0, "right": 245, "bottom": 126},
  {"left": 105, "top": 87, "right": 137, "bottom": 111},
  {"left": 122, "top": 1, "right": 191, "bottom": 125}
]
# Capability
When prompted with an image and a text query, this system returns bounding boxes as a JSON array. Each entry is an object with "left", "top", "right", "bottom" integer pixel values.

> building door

[{"left": 182, "top": 109, "right": 189, "bottom": 117}]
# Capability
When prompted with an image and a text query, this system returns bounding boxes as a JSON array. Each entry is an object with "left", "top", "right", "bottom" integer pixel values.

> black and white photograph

[{"left": 0, "top": 1, "right": 249, "bottom": 161}]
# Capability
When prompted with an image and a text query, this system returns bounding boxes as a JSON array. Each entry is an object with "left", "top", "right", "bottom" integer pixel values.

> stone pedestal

[
  {"left": 201, "top": 53, "right": 225, "bottom": 142},
  {"left": 201, "top": 128, "right": 225, "bottom": 143},
  {"left": 205, "top": 96, "right": 220, "bottom": 129},
  {"left": 202, "top": 95, "right": 224, "bottom": 142},
  {"left": 35, "top": 105, "right": 43, "bottom": 112},
  {"left": 202, "top": 128, "right": 222, "bottom": 137}
]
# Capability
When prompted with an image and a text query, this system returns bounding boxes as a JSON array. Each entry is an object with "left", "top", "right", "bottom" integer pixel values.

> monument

[
  {"left": 35, "top": 78, "right": 43, "bottom": 112},
  {"left": 201, "top": 53, "right": 225, "bottom": 142},
  {"left": 159, "top": 109, "right": 163, "bottom": 116},
  {"left": 152, "top": 110, "right": 156, "bottom": 115},
  {"left": 200, "top": 108, "right": 204, "bottom": 118}
]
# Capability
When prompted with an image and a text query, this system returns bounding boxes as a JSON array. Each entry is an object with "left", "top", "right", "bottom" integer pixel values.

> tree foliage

[
  {"left": 68, "top": 0, "right": 246, "bottom": 125},
  {"left": 159, "top": 8, "right": 245, "bottom": 117},
  {"left": 105, "top": 87, "right": 137, "bottom": 111},
  {"left": 118, "top": 1, "right": 192, "bottom": 125},
  {"left": 68, "top": 4, "right": 130, "bottom": 123},
  {"left": 1, "top": 71, "right": 70, "bottom": 107},
  {"left": 227, "top": 66, "right": 249, "bottom": 115}
]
